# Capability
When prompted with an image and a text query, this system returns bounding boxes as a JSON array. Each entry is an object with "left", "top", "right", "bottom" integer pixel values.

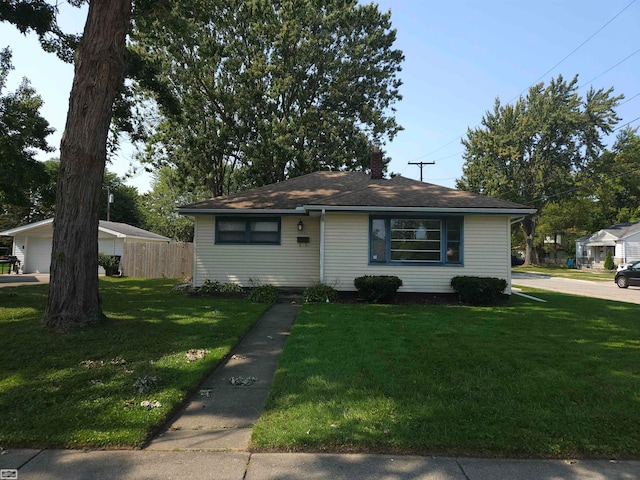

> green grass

[
  {"left": 0, "top": 278, "right": 269, "bottom": 448},
  {"left": 252, "top": 292, "right": 640, "bottom": 458},
  {"left": 513, "top": 265, "right": 615, "bottom": 282}
]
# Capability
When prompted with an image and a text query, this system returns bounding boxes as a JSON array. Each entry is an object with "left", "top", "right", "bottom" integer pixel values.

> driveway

[
  {"left": 0, "top": 274, "right": 50, "bottom": 288},
  {"left": 512, "top": 271, "right": 640, "bottom": 305}
]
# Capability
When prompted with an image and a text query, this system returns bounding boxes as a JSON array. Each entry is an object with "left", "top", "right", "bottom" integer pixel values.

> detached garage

[{"left": 0, "top": 218, "right": 170, "bottom": 274}]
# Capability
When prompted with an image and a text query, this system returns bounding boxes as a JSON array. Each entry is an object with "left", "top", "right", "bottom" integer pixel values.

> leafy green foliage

[
  {"left": 130, "top": 0, "right": 403, "bottom": 195},
  {"left": 604, "top": 250, "right": 615, "bottom": 271},
  {"left": 97, "top": 252, "right": 120, "bottom": 269},
  {"left": 458, "top": 75, "right": 621, "bottom": 263},
  {"left": 99, "top": 170, "right": 144, "bottom": 226},
  {"left": 198, "top": 279, "right": 244, "bottom": 295},
  {"left": 303, "top": 283, "right": 338, "bottom": 303},
  {"left": 0, "top": 278, "right": 268, "bottom": 448},
  {"left": 354, "top": 275, "right": 403, "bottom": 303},
  {"left": 0, "top": 48, "right": 53, "bottom": 208},
  {"left": 247, "top": 279, "right": 280, "bottom": 304},
  {"left": 450, "top": 276, "right": 507, "bottom": 305},
  {"left": 140, "top": 167, "right": 207, "bottom": 241}
]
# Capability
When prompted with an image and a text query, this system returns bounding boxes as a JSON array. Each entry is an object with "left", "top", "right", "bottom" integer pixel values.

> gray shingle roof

[
  {"left": 601, "top": 222, "right": 640, "bottom": 239},
  {"left": 99, "top": 221, "right": 170, "bottom": 241},
  {"left": 179, "top": 171, "right": 534, "bottom": 212}
]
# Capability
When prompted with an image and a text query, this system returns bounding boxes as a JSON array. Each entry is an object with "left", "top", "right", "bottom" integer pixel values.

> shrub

[
  {"left": 353, "top": 275, "right": 403, "bottom": 303},
  {"left": 604, "top": 251, "right": 615, "bottom": 270},
  {"left": 198, "top": 279, "right": 244, "bottom": 295},
  {"left": 247, "top": 279, "right": 280, "bottom": 303},
  {"left": 98, "top": 252, "right": 120, "bottom": 276},
  {"left": 450, "top": 276, "right": 507, "bottom": 305},
  {"left": 303, "top": 283, "right": 339, "bottom": 303}
]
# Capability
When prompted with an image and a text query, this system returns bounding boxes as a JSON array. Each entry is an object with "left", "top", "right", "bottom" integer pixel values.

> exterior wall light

[{"left": 297, "top": 220, "right": 304, "bottom": 231}]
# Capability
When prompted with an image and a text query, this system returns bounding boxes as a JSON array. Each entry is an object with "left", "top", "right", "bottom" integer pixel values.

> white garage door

[{"left": 27, "top": 237, "right": 52, "bottom": 274}]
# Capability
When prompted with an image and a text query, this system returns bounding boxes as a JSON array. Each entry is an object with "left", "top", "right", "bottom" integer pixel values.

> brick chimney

[{"left": 370, "top": 147, "right": 383, "bottom": 179}]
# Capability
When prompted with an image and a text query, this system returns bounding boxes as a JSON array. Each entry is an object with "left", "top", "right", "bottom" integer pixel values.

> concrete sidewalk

[
  {"left": 2, "top": 302, "right": 639, "bottom": 479},
  {"left": 2, "top": 450, "right": 638, "bottom": 479}
]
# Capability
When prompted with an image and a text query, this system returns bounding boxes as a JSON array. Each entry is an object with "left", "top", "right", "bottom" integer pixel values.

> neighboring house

[
  {"left": 576, "top": 221, "right": 640, "bottom": 268},
  {"left": 178, "top": 151, "right": 536, "bottom": 294},
  {"left": 0, "top": 219, "right": 170, "bottom": 274}
]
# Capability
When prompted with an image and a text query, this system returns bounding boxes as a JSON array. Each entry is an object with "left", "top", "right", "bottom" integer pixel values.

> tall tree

[
  {"left": 2, "top": 1, "right": 178, "bottom": 332},
  {"left": 0, "top": 47, "right": 53, "bottom": 209},
  {"left": 99, "top": 170, "right": 143, "bottom": 226},
  {"left": 457, "top": 75, "right": 621, "bottom": 264},
  {"left": 141, "top": 167, "right": 208, "bottom": 242},
  {"left": 579, "top": 127, "right": 640, "bottom": 226},
  {"left": 131, "top": 0, "right": 403, "bottom": 196}
]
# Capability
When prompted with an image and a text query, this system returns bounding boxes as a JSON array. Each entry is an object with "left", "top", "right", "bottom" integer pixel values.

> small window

[{"left": 216, "top": 218, "right": 280, "bottom": 244}]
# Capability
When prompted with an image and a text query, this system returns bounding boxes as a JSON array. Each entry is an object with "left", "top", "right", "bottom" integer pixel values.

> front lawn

[
  {"left": 0, "top": 278, "right": 269, "bottom": 448},
  {"left": 252, "top": 292, "right": 640, "bottom": 458}
]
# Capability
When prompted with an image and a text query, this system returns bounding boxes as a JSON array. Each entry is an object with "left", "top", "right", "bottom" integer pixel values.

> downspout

[
  {"left": 320, "top": 209, "right": 326, "bottom": 283},
  {"left": 507, "top": 217, "right": 513, "bottom": 294},
  {"left": 193, "top": 218, "right": 199, "bottom": 286}
]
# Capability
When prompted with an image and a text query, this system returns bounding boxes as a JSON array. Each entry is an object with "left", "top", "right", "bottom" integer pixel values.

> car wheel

[{"left": 616, "top": 276, "right": 628, "bottom": 288}]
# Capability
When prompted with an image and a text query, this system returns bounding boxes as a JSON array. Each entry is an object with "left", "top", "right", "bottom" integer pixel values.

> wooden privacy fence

[{"left": 121, "top": 242, "right": 193, "bottom": 279}]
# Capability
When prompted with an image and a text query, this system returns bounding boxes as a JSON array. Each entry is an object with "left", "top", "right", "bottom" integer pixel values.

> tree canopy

[
  {"left": 0, "top": 47, "right": 53, "bottom": 209},
  {"left": 457, "top": 75, "right": 622, "bottom": 264},
  {"left": 131, "top": 0, "right": 404, "bottom": 197}
]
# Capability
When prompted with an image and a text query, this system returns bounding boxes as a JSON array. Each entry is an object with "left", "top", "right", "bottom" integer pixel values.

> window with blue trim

[
  {"left": 216, "top": 218, "right": 281, "bottom": 244},
  {"left": 370, "top": 217, "right": 462, "bottom": 265}
]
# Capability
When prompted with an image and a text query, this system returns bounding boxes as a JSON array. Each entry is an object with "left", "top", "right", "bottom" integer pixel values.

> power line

[
  {"left": 509, "top": 0, "right": 637, "bottom": 103},
  {"left": 529, "top": 165, "right": 640, "bottom": 203},
  {"left": 579, "top": 47, "right": 640, "bottom": 89},
  {"left": 619, "top": 91, "right": 640, "bottom": 106},
  {"left": 614, "top": 115, "right": 640, "bottom": 131},
  {"left": 408, "top": 1, "right": 637, "bottom": 163}
]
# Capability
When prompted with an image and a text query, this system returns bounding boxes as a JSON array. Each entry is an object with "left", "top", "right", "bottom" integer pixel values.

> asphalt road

[{"left": 512, "top": 271, "right": 640, "bottom": 305}]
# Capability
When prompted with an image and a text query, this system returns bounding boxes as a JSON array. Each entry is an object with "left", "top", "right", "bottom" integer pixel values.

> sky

[{"left": 1, "top": 0, "right": 639, "bottom": 193}]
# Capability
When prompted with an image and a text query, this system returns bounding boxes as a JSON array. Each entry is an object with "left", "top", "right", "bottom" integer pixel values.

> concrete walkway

[
  {"left": 2, "top": 301, "right": 639, "bottom": 479},
  {"left": 146, "top": 303, "right": 299, "bottom": 451}
]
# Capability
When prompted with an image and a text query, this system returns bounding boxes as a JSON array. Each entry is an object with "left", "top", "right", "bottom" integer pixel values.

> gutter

[
  {"left": 302, "top": 205, "right": 537, "bottom": 215},
  {"left": 177, "top": 208, "right": 306, "bottom": 216}
]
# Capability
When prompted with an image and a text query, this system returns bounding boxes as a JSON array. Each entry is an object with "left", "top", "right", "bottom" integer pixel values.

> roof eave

[
  {"left": 302, "top": 205, "right": 537, "bottom": 215},
  {"left": 0, "top": 218, "right": 54, "bottom": 236},
  {"left": 178, "top": 208, "right": 306, "bottom": 216}
]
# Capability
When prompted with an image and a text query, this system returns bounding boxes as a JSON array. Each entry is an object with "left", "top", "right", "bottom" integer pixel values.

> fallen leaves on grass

[{"left": 186, "top": 349, "right": 210, "bottom": 362}]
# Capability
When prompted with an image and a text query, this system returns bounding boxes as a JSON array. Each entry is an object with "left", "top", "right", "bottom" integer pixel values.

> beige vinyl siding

[
  {"left": 323, "top": 214, "right": 511, "bottom": 293},
  {"left": 193, "top": 216, "right": 320, "bottom": 287}
]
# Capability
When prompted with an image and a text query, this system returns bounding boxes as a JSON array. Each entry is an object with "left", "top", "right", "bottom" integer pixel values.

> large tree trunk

[
  {"left": 44, "top": 0, "right": 131, "bottom": 333},
  {"left": 520, "top": 216, "right": 538, "bottom": 265}
]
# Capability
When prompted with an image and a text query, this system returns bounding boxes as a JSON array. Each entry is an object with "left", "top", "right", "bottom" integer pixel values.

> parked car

[
  {"left": 511, "top": 255, "right": 525, "bottom": 266},
  {"left": 614, "top": 261, "right": 640, "bottom": 288},
  {"left": 617, "top": 261, "right": 635, "bottom": 272}
]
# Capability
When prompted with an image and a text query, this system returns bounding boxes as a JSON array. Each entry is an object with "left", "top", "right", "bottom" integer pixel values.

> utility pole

[
  {"left": 407, "top": 161, "right": 435, "bottom": 182},
  {"left": 107, "top": 189, "right": 114, "bottom": 221}
]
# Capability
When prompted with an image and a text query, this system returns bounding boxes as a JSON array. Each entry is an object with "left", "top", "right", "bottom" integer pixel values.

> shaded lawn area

[
  {"left": 0, "top": 278, "right": 269, "bottom": 448},
  {"left": 252, "top": 291, "right": 640, "bottom": 458}
]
